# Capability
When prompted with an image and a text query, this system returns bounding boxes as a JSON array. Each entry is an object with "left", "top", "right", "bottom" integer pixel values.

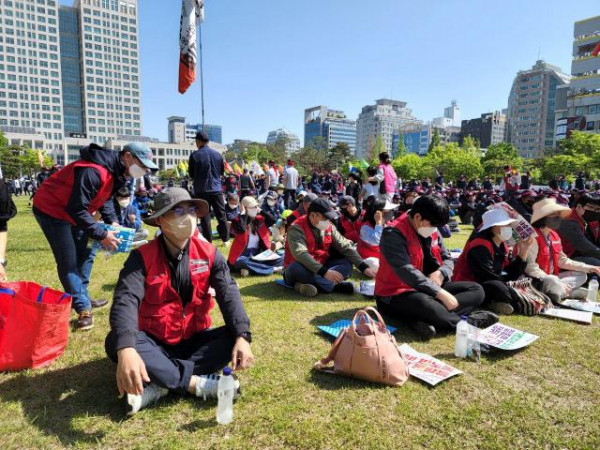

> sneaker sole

[
  {"left": 295, "top": 283, "right": 318, "bottom": 298},
  {"left": 75, "top": 324, "right": 94, "bottom": 331}
]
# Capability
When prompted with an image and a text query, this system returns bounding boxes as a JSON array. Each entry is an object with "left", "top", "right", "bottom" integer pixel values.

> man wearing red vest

[
  {"left": 557, "top": 193, "right": 600, "bottom": 266},
  {"left": 228, "top": 196, "right": 283, "bottom": 277},
  {"left": 375, "top": 195, "right": 494, "bottom": 340},
  {"left": 33, "top": 142, "right": 157, "bottom": 330},
  {"left": 283, "top": 198, "right": 376, "bottom": 297},
  {"left": 105, "top": 188, "right": 254, "bottom": 416}
]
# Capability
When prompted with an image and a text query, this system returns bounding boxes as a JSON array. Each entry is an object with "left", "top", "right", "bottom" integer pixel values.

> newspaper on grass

[
  {"left": 540, "top": 307, "right": 593, "bottom": 324},
  {"left": 92, "top": 224, "right": 135, "bottom": 256},
  {"left": 488, "top": 202, "right": 536, "bottom": 244},
  {"left": 399, "top": 344, "right": 462, "bottom": 386},
  {"left": 250, "top": 249, "right": 281, "bottom": 262},
  {"left": 476, "top": 323, "right": 539, "bottom": 351},
  {"left": 559, "top": 299, "right": 600, "bottom": 315}
]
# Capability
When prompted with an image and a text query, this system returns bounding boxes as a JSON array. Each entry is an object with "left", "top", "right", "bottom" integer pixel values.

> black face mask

[
  {"left": 583, "top": 210, "right": 600, "bottom": 223},
  {"left": 546, "top": 216, "right": 563, "bottom": 230}
]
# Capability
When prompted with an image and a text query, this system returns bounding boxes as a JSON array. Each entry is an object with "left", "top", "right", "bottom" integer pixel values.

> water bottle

[
  {"left": 454, "top": 315, "right": 469, "bottom": 358},
  {"left": 216, "top": 367, "right": 235, "bottom": 425},
  {"left": 586, "top": 276, "right": 599, "bottom": 303}
]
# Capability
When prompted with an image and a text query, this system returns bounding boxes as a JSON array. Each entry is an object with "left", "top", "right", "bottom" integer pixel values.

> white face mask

[
  {"left": 161, "top": 214, "right": 196, "bottom": 241},
  {"left": 128, "top": 163, "right": 147, "bottom": 179},
  {"left": 118, "top": 198, "right": 130, "bottom": 208},
  {"left": 499, "top": 226, "right": 513, "bottom": 241},
  {"left": 316, "top": 219, "right": 330, "bottom": 231},
  {"left": 417, "top": 226, "right": 437, "bottom": 238},
  {"left": 247, "top": 207, "right": 258, "bottom": 218}
]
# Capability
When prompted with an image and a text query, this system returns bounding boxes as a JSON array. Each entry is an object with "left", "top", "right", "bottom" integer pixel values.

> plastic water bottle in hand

[
  {"left": 586, "top": 276, "right": 599, "bottom": 303},
  {"left": 454, "top": 315, "right": 469, "bottom": 358},
  {"left": 217, "top": 367, "right": 235, "bottom": 425}
]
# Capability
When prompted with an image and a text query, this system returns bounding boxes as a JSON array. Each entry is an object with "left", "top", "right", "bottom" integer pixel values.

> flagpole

[{"left": 198, "top": 23, "right": 205, "bottom": 131}]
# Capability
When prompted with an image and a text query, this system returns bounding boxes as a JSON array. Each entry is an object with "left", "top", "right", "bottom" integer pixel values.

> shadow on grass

[
  {"left": 239, "top": 281, "right": 377, "bottom": 302},
  {"left": 308, "top": 369, "right": 390, "bottom": 391},
  {"left": 102, "top": 283, "right": 117, "bottom": 292},
  {"left": 0, "top": 358, "right": 121, "bottom": 446}
]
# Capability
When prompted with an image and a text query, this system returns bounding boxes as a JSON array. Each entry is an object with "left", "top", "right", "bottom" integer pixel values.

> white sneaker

[
  {"left": 125, "top": 383, "right": 168, "bottom": 416},
  {"left": 194, "top": 373, "right": 241, "bottom": 401},
  {"left": 240, "top": 269, "right": 250, "bottom": 277},
  {"left": 570, "top": 287, "right": 588, "bottom": 300},
  {"left": 273, "top": 266, "right": 284, "bottom": 274}
]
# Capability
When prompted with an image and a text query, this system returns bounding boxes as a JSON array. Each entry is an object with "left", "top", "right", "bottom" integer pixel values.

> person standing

[
  {"left": 267, "top": 160, "right": 280, "bottom": 190},
  {"left": 377, "top": 152, "right": 398, "bottom": 202},
  {"left": 32, "top": 142, "right": 157, "bottom": 330},
  {"left": 188, "top": 131, "right": 229, "bottom": 243},
  {"left": 283, "top": 159, "right": 299, "bottom": 209},
  {"left": 0, "top": 177, "right": 17, "bottom": 277},
  {"left": 238, "top": 168, "right": 255, "bottom": 200}
]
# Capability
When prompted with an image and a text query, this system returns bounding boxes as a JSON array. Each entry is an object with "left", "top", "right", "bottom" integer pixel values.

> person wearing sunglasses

[{"left": 105, "top": 188, "right": 254, "bottom": 416}]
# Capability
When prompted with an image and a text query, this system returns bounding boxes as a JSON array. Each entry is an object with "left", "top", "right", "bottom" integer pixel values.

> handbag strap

[
  {"left": 362, "top": 306, "right": 388, "bottom": 331},
  {"left": 36, "top": 286, "right": 47, "bottom": 303},
  {"left": 0, "top": 287, "right": 15, "bottom": 297},
  {"left": 314, "top": 328, "right": 347, "bottom": 372}
]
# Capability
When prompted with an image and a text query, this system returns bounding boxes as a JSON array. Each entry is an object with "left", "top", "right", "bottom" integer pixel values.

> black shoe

[
  {"left": 333, "top": 282, "right": 356, "bottom": 295},
  {"left": 467, "top": 311, "right": 499, "bottom": 329},
  {"left": 408, "top": 321, "right": 436, "bottom": 340},
  {"left": 90, "top": 299, "right": 109, "bottom": 309},
  {"left": 75, "top": 311, "right": 94, "bottom": 331}
]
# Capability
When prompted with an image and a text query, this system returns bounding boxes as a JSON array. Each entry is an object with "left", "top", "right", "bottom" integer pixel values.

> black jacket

[{"left": 0, "top": 179, "right": 17, "bottom": 221}]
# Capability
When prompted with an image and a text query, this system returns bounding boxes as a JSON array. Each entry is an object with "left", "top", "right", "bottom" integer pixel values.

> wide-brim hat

[
  {"left": 530, "top": 198, "right": 571, "bottom": 224},
  {"left": 383, "top": 200, "right": 399, "bottom": 211},
  {"left": 144, "top": 187, "right": 208, "bottom": 227},
  {"left": 480, "top": 208, "right": 519, "bottom": 231}
]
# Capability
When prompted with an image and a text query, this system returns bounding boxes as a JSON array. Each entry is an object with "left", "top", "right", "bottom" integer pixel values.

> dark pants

[
  {"left": 105, "top": 327, "right": 236, "bottom": 395},
  {"left": 376, "top": 281, "right": 484, "bottom": 330},
  {"left": 480, "top": 280, "right": 516, "bottom": 306},
  {"left": 284, "top": 258, "right": 352, "bottom": 293},
  {"left": 195, "top": 192, "right": 228, "bottom": 243},
  {"left": 284, "top": 189, "right": 296, "bottom": 210},
  {"left": 240, "top": 189, "right": 252, "bottom": 201},
  {"left": 573, "top": 255, "right": 600, "bottom": 267},
  {"left": 33, "top": 208, "right": 96, "bottom": 313}
]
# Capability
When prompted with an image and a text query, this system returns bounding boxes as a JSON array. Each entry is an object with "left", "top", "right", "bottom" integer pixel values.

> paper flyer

[
  {"left": 560, "top": 299, "right": 600, "bottom": 315},
  {"left": 540, "top": 308, "right": 593, "bottom": 324},
  {"left": 477, "top": 323, "right": 539, "bottom": 351},
  {"left": 489, "top": 202, "right": 536, "bottom": 242},
  {"left": 399, "top": 344, "right": 462, "bottom": 386}
]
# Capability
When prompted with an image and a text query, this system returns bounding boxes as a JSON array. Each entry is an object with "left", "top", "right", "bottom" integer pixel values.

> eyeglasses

[{"left": 171, "top": 206, "right": 199, "bottom": 217}]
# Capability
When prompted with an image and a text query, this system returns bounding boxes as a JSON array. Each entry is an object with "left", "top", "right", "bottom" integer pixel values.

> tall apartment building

[
  {"left": 304, "top": 105, "right": 356, "bottom": 154},
  {"left": 460, "top": 111, "right": 508, "bottom": 148},
  {"left": 555, "top": 15, "right": 600, "bottom": 143},
  {"left": 167, "top": 116, "right": 223, "bottom": 144},
  {"left": 0, "top": 0, "right": 142, "bottom": 159},
  {"left": 355, "top": 98, "right": 420, "bottom": 159},
  {"left": 266, "top": 128, "right": 301, "bottom": 155},
  {"left": 507, "top": 60, "right": 570, "bottom": 158}
]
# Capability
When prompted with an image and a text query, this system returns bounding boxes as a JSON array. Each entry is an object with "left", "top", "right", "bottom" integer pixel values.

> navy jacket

[{"left": 188, "top": 145, "right": 224, "bottom": 194}]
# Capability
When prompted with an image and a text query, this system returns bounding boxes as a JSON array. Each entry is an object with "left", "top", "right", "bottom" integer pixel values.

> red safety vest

[
  {"left": 33, "top": 160, "right": 114, "bottom": 224},
  {"left": 375, "top": 213, "right": 442, "bottom": 297},
  {"left": 284, "top": 215, "right": 332, "bottom": 268},
  {"left": 137, "top": 231, "right": 215, "bottom": 345},
  {"left": 227, "top": 215, "right": 271, "bottom": 265},
  {"left": 357, "top": 222, "right": 380, "bottom": 259},
  {"left": 339, "top": 213, "right": 361, "bottom": 243},
  {"left": 559, "top": 209, "right": 600, "bottom": 257},
  {"left": 453, "top": 237, "right": 508, "bottom": 282},
  {"left": 534, "top": 228, "right": 562, "bottom": 276}
]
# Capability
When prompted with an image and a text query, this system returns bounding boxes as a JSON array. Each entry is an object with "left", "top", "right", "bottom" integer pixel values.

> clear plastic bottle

[
  {"left": 216, "top": 367, "right": 235, "bottom": 425},
  {"left": 586, "top": 276, "right": 599, "bottom": 303},
  {"left": 454, "top": 315, "right": 469, "bottom": 358}
]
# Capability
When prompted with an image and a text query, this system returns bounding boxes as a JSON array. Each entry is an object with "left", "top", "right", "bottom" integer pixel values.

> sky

[{"left": 63, "top": 0, "right": 600, "bottom": 145}]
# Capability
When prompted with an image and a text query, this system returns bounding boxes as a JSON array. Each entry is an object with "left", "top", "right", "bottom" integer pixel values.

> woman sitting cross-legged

[
  {"left": 357, "top": 198, "right": 399, "bottom": 272},
  {"left": 520, "top": 198, "right": 600, "bottom": 303},
  {"left": 227, "top": 196, "right": 283, "bottom": 277}
]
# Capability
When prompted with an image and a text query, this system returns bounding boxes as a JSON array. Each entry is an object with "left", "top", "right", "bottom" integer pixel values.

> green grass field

[{"left": 1, "top": 196, "right": 599, "bottom": 450}]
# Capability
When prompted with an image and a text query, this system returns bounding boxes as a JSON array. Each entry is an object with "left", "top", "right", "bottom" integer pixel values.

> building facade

[
  {"left": 355, "top": 98, "right": 420, "bottom": 159},
  {"left": 266, "top": 128, "right": 301, "bottom": 155},
  {"left": 555, "top": 15, "right": 600, "bottom": 144},
  {"left": 167, "top": 116, "right": 223, "bottom": 144},
  {"left": 304, "top": 105, "right": 356, "bottom": 154},
  {"left": 460, "top": 111, "right": 508, "bottom": 148},
  {"left": 507, "top": 60, "right": 570, "bottom": 158}
]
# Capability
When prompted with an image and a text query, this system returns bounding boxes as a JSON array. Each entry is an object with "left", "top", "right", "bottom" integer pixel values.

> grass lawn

[{"left": 1, "top": 196, "right": 599, "bottom": 450}]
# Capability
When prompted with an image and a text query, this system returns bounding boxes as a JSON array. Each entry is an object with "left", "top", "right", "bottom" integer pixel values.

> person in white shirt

[
  {"left": 267, "top": 160, "right": 279, "bottom": 189},
  {"left": 283, "top": 159, "right": 299, "bottom": 209}
]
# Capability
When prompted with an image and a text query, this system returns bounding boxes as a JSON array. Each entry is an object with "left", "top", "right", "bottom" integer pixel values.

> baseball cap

[
  {"left": 123, "top": 142, "right": 158, "bottom": 170},
  {"left": 302, "top": 192, "right": 318, "bottom": 204},
  {"left": 308, "top": 198, "right": 338, "bottom": 220}
]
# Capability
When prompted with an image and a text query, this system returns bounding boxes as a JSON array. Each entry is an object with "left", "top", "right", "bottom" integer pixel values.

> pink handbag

[{"left": 314, "top": 307, "right": 410, "bottom": 386}]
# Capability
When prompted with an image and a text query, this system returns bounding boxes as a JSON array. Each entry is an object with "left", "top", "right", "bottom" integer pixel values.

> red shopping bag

[{"left": 0, "top": 282, "right": 71, "bottom": 371}]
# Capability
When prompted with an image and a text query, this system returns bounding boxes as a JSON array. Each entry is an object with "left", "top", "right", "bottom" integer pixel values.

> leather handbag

[{"left": 314, "top": 307, "right": 409, "bottom": 386}]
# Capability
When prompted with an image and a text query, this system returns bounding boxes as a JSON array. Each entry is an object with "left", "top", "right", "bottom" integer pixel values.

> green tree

[
  {"left": 20, "top": 148, "right": 53, "bottom": 175},
  {"left": 240, "top": 143, "right": 272, "bottom": 164},
  {"left": 372, "top": 135, "right": 385, "bottom": 158},
  {"left": 396, "top": 133, "right": 407, "bottom": 157},
  {"left": 461, "top": 135, "right": 479, "bottom": 153},
  {"left": 481, "top": 142, "right": 521, "bottom": 180},
  {"left": 326, "top": 142, "right": 352, "bottom": 171},
  {"left": 267, "top": 137, "right": 289, "bottom": 163},
  {"left": 290, "top": 146, "right": 327, "bottom": 176},
  {"left": 392, "top": 153, "right": 422, "bottom": 180},
  {"left": 426, "top": 143, "right": 482, "bottom": 181},
  {"left": 428, "top": 128, "right": 441, "bottom": 153}
]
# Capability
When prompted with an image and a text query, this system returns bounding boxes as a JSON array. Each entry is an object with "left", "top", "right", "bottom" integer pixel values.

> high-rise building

[
  {"left": 266, "top": 128, "right": 301, "bottom": 155},
  {"left": 355, "top": 98, "right": 420, "bottom": 159},
  {"left": 443, "top": 100, "right": 461, "bottom": 127},
  {"left": 304, "top": 105, "right": 356, "bottom": 154},
  {"left": 555, "top": 15, "right": 600, "bottom": 143},
  {"left": 167, "top": 116, "right": 223, "bottom": 144},
  {"left": 0, "top": 0, "right": 143, "bottom": 159},
  {"left": 393, "top": 122, "right": 461, "bottom": 156},
  {"left": 507, "top": 60, "right": 570, "bottom": 158},
  {"left": 460, "top": 111, "right": 508, "bottom": 148}
]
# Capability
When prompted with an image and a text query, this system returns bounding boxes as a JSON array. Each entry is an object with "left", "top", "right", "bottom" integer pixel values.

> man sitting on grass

[{"left": 105, "top": 188, "right": 254, "bottom": 415}]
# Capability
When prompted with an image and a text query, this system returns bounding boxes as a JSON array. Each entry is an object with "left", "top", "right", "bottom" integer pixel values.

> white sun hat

[
  {"left": 530, "top": 198, "right": 570, "bottom": 224},
  {"left": 383, "top": 200, "right": 400, "bottom": 211},
  {"left": 480, "top": 208, "right": 519, "bottom": 231}
]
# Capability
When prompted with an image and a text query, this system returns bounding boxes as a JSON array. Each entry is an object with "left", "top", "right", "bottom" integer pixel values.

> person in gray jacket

[{"left": 557, "top": 193, "right": 600, "bottom": 266}]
